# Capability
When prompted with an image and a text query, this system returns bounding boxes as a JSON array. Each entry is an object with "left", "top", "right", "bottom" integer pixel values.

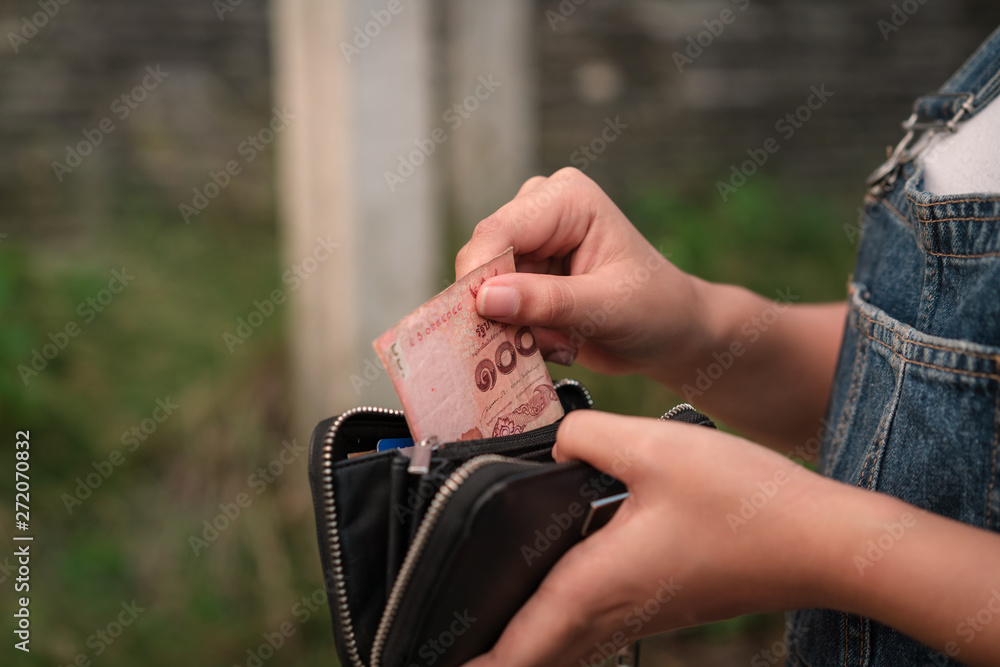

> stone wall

[
  {"left": 0, "top": 0, "right": 272, "bottom": 232},
  {"left": 535, "top": 0, "right": 1000, "bottom": 199},
  {"left": 2, "top": 0, "right": 998, "bottom": 232}
]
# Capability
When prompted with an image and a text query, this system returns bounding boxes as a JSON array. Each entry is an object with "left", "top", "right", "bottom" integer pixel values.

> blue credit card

[{"left": 377, "top": 437, "right": 414, "bottom": 452}]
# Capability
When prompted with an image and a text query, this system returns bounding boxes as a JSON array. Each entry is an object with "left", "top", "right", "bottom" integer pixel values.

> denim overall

[{"left": 786, "top": 27, "right": 1000, "bottom": 667}]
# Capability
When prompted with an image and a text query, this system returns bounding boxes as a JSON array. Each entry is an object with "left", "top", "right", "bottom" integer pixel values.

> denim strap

[
  {"left": 867, "top": 26, "right": 1000, "bottom": 193},
  {"left": 910, "top": 23, "right": 1000, "bottom": 125}
]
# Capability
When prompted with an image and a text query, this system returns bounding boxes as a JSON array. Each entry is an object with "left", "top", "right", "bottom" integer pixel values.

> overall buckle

[{"left": 866, "top": 92, "right": 974, "bottom": 194}]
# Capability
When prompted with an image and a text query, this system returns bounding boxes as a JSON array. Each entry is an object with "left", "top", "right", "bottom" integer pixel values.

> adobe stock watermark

[
  {"left": 222, "top": 234, "right": 339, "bottom": 352},
  {"left": 236, "top": 575, "right": 338, "bottom": 667},
  {"left": 234, "top": 621, "right": 296, "bottom": 667},
  {"left": 725, "top": 418, "right": 831, "bottom": 534},
  {"left": 725, "top": 468, "right": 792, "bottom": 534},
  {"left": 62, "top": 397, "right": 180, "bottom": 515},
  {"left": 189, "top": 438, "right": 306, "bottom": 556},
  {"left": 853, "top": 512, "right": 916, "bottom": 575},
  {"left": 751, "top": 620, "right": 809, "bottom": 667},
  {"left": 570, "top": 116, "right": 629, "bottom": 172},
  {"left": 339, "top": 0, "right": 414, "bottom": 62},
  {"left": 16, "top": 267, "right": 135, "bottom": 386},
  {"left": 52, "top": 66, "right": 169, "bottom": 182},
  {"left": 349, "top": 354, "right": 386, "bottom": 395},
  {"left": 579, "top": 578, "right": 682, "bottom": 666},
  {"left": 510, "top": 126, "right": 632, "bottom": 233},
  {"left": 213, "top": 0, "right": 247, "bottom": 21},
  {"left": 672, "top": 0, "right": 750, "bottom": 73},
  {"left": 0, "top": 556, "right": 15, "bottom": 585},
  {"left": 680, "top": 288, "right": 800, "bottom": 401},
  {"left": 384, "top": 74, "right": 501, "bottom": 192},
  {"left": 843, "top": 206, "right": 867, "bottom": 246},
  {"left": 925, "top": 589, "right": 1000, "bottom": 666},
  {"left": 516, "top": 115, "right": 631, "bottom": 229},
  {"left": 179, "top": 107, "right": 294, "bottom": 224},
  {"left": 7, "top": 0, "right": 73, "bottom": 54},
  {"left": 717, "top": 84, "right": 834, "bottom": 201},
  {"left": 548, "top": 245, "right": 670, "bottom": 366},
  {"left": 877, "top": 0, "right": 930, "bottom": 41},
  {"left": 520, "top": 447, "right": 639, "bottom": 566},
  {"left": 545, "top": 0, "right": 587, "bottom": 31},
  {"left": 55, "top": 600, "right": 145, "bottom": 666},
  {"left": 411, "top": 610, "right": 477, "bottom": 666}
]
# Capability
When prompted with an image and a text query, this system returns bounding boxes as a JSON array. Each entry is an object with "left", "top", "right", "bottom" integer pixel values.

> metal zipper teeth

[
  {"left": 660, "top": 403, "right": 696, "bottom": 421},
  {"left": 369, "top": 454, "right": 544, "bottom": 667},
  {"left": 322, "top": 380, "right": 588, "bottom": 667},
  {"left": 553, "top": 377, "right": 595, "bottom": 408},
  {"left": 321, "top": 406, "right": 403, "bottom": 667}
]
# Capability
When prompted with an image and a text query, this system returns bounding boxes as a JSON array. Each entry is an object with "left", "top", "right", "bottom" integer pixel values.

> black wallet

[{"left": 307, "top": 379, "right": 715, "bottom": 667}]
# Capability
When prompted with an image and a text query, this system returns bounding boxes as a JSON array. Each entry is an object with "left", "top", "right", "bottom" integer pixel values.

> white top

[{"left": 920, "top": 97, "right": 1000, "bottom": 195}]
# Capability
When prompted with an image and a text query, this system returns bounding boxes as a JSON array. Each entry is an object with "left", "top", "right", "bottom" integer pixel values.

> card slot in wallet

[{"left": 386, "top": 455, "right": 415, "bottom": 594}]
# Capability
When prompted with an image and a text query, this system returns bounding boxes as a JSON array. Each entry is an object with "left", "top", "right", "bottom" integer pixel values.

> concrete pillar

[
  {"left": 446, "top": 0, "right": 536, "bottom": 231},
  {"left": 272, "top": 0, "right": 439, "bottom": 434}
]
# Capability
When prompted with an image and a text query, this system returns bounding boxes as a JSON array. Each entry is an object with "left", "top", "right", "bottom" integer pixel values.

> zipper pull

[{"left": 407, "top": 436, "right": 440, "bottom": 474}]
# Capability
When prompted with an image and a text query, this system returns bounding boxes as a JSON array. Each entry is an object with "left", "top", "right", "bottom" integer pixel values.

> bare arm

[
  {"left": 819, "top": 478, "right": 1000, "bottom": 665},
  {"left": 659, "top": 280, "right": 847, "bottom": 453}
]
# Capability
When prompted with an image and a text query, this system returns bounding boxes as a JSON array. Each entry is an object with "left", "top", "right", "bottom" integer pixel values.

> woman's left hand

[{"left": 460, "top": 409, "right": 837, "bottom": 667}]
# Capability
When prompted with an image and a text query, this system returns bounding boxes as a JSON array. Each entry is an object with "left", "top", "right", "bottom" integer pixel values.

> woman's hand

[
  {"left": 460, "top": 409, "right": 832, "bottom": 667},
  {"left": 456, "top": 167, "right": 847, "bottom": 452},
  {"left": 460, "top": 410, "right": 1000, "bottom": 667},
  {"left": 455, "top": 167, "right": 706, "bottom": 377}
]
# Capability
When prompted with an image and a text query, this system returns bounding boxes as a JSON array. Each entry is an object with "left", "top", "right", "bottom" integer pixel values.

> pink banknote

[{"left": 373, "top": 247, "right": 564, "bottom": 444}]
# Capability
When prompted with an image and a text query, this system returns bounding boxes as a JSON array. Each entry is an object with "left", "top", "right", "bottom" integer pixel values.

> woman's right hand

[{"left": 455, "top": 167, "right": 707, "bottom": 379}]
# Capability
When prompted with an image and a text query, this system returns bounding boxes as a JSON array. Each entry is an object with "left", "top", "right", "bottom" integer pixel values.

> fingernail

[
  {"left": 479, "top": 285, "right": 519, "bottom": 318},
  {"left": 544, "top": 347, "right": 577, "bottom": 367}
]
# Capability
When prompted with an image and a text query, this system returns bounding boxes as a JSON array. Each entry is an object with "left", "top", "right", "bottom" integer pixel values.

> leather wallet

[{"left": 307, "top": 379, "right": 715, "bottom": 667}]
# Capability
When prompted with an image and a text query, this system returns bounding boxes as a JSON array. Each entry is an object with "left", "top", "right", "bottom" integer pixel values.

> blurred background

[{"left": 2, "top": 0, "right": 999, "bottom": 665}]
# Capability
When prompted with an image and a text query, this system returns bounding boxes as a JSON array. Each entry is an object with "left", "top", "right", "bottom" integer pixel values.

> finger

[
  {"left": 458, "top": 589, "right": 587, "bottom": 667},
  {"left": 455, "top": 167, "right": 600, "bottom": 277},
  {"left": 515, "top": 175, "right": 548, "bottom": 198},
  {"left": 553, "top": 411, "right": 660, "bottom": 486},
  {"left": 459, "top": 536, "right": 628, "bottom": 667},
  {"left": 475, "top": 271, "right": 609, "bottom": 330},
  {"left": 536, "top": 326, "right": 636, "bottom": 373}
]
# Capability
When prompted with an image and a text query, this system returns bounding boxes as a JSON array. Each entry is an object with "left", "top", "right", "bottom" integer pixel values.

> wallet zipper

[
  {"left": 423, "top": 378, "right": 593, "bottom": 465},
  {"left": 363, "top": 399, "right": 709, "bottom": 666},
  {"left": 369, "top": 454, "right": 544, "bottom": 667},
  {"left": 660, "top": 403, "right": 696, "bottom": 420},
  {"left": 320, "top": 405, "right": 403, "bottom": 667},
  {"left": 552, "top": 377, "right": 594, "bottom": 408},
  {"left": 318, "top": 378, "right": 591, "bottom": 667}
]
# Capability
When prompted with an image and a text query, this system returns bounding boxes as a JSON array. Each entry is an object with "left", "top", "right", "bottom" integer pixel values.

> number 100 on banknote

[{"left": 373, "top": 247, "right": 564, "bottom": 444}]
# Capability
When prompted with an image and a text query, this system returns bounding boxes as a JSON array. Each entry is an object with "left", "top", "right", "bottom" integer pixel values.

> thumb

[{"left": 476, "top": 272, "right": 606, "bottom": 330}]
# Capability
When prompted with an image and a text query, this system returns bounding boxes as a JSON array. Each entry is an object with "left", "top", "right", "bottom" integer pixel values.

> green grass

[
  {"left": 1, "top": 177, "right": 858, "bottom": 664},
  {"left": 1, "top": 210, "right": 337, "bottom": 666}
]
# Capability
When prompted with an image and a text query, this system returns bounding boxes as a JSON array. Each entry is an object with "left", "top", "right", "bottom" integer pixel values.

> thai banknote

[{"left": 373, "top": 247, "right": 563, "bottom": 444}]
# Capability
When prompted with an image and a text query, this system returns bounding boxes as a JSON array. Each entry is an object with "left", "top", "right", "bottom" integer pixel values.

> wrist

[
  {"left": 802, "top": 480, "right": 916, "bottom": 615},
  {"left": 649, "top": 277, "right": 758, "bottom": 386},
  {"left": 752, "top": 469, "right": 856, "bottom": 613}
]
